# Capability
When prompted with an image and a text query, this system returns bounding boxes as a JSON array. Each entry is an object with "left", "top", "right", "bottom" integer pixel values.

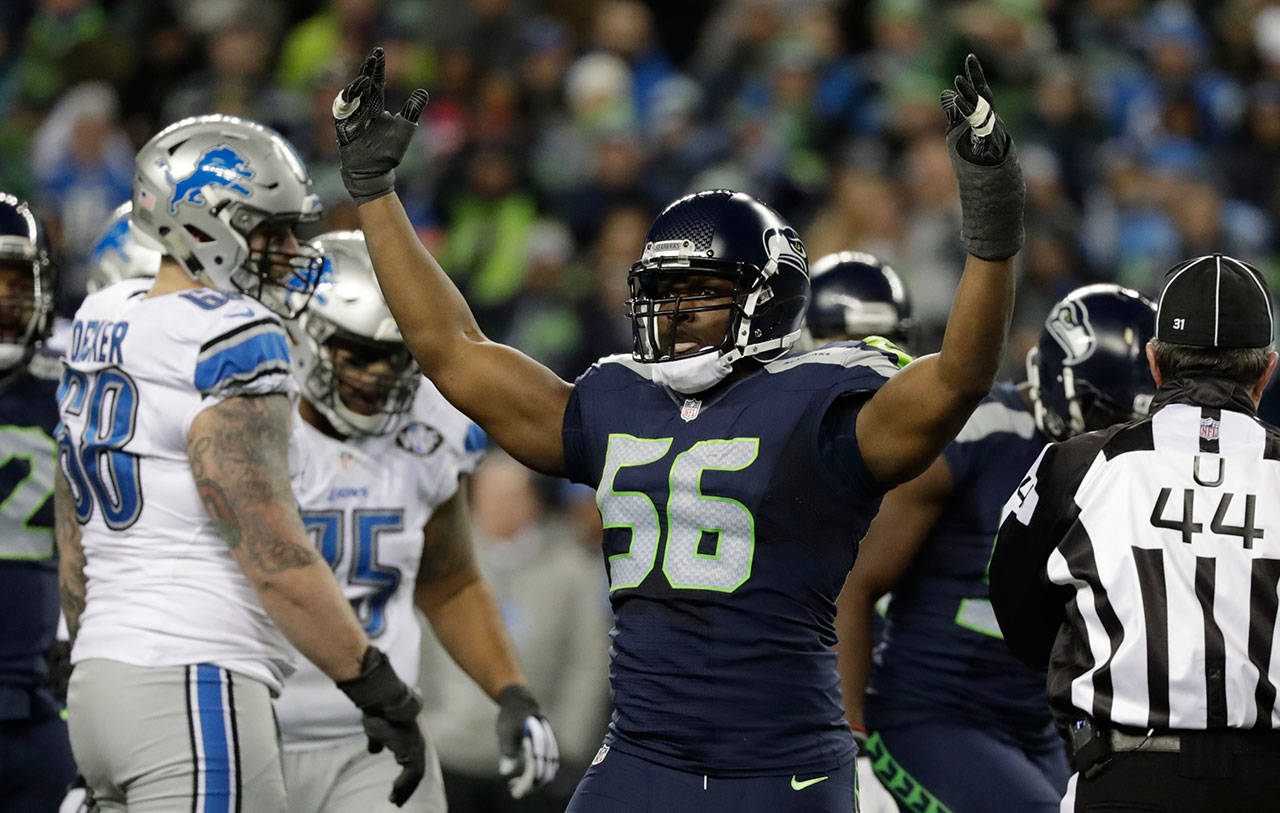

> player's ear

[
  {"left": 1145, "top": 342, "right": 1163, "bottom": 389},
  {"left": 1251, "top": 350, "right": 1279, "bottom": 404}
]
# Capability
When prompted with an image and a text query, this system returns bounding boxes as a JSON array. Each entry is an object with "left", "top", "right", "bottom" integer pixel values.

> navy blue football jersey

[
  {"left": 867, "top": 382, "right": 1053, "bottom": 733},
  {"left": 562, "top": 342, "right": 901, "bottom": 776},
  {"left": 0, "top": 355, "right": 62, "bottom": 721}
]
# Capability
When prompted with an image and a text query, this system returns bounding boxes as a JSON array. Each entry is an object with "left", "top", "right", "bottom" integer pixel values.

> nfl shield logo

[
  {"left": 1200, "top": 417, "right": 1220, "bottom": 442},
  {"left": 681, "top": 398, "right": 702, "bottom": 422}
]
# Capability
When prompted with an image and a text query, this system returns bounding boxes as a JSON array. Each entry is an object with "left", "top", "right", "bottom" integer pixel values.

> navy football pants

[
  {"left": 0, "top": 714, "right": 77, "bottom": 809},
  {"left": 863, "top": 719, "right": 1068, "bottom": 813},
  {"left": 565, "top": 745, "right": 857, "bottom": 812}
]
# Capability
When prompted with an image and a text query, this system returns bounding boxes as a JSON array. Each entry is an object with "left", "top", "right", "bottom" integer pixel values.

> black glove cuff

[
  {"left": 340, "top": 166, "right": 396, "bottom": 207},
  {"left": 337, "top": 647, "right": 418, "bottom": 720},
  {"left": 497, "top": 684, "right": 540, "bottom": 718},
  {"left": 947, "top": 132, "right": 1025, "bottom": 261}
]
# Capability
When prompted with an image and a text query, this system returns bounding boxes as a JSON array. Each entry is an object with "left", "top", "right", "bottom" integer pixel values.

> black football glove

[
  {"left": 495, "top": 684, "right": 559, "bottom": 799},
  {"left": 332, "top": 47, "right": 429, "bottom": 205},
  {"left": 44, "top": 639, "right": 72, "bottom": 704},
  {"left": 336, "top": 647, "right": 426, "bottom": 807},
  {"left": 940, "top": 53, "right": 1025, "bottom": 261}
]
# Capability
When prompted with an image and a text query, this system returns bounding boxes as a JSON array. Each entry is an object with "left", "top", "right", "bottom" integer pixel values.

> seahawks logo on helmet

[
  {"left": 395, "top": 422, "right": 443, "bottom": 456},
  {"left": 1045, "top": 299, "right": 1096, "bottom": 364},
  {"left": 762, "top": 226, "right": 807, "bottom": 273},
  {"left": 168, "top": 146, "right": 254, "bottom": 214}
]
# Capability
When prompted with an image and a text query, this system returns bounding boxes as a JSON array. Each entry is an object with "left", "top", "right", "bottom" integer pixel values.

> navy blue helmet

[
  {"left": 1027, "top": 283, "right": 1157, "bottom": 441},
  {"left": 806, "top": 251, "right": 914, "bottom": 347},
  {"left": 627, "top": 189, "right": 810, "bottom": 365},
  {"left": 0, "top": 193, "right": 55, "bottom": 373}
]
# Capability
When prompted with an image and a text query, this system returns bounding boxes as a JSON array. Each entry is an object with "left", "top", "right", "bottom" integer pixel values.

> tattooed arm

[
  {"left": 186, "top": 393, "right": 368, "bottom": 682},
  {"left": 54, "top": 468, "right": 86, "bottom": 645},
  {"left": 415, "top": 485, "right": 528, "bottom": 698}
]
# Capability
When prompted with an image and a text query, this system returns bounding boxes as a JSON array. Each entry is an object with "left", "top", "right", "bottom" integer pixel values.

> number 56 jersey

[
  {"left": 562, "top": 343, "right": 901, "bottom": 777},
  {"left": 58, "top": 279, "right": 298, "bottom": 692}
]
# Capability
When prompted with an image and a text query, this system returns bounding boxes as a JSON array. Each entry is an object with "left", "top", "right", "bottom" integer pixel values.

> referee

[{"left": 989, "top": 254, "right": 1280, "bottom": 810}]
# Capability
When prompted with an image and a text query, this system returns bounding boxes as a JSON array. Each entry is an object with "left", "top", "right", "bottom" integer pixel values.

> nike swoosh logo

[{"left": 790, "top": 775, "right": 829, "bottom": 791}]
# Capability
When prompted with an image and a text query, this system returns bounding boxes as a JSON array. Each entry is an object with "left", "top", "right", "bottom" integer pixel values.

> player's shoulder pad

[
  {"left": 763, "top": 340, "right": 902, "bottom": 389},
  {"left": 574, "top": 352, "right": 657, "bottom": 391},
  {"left": 192, "top": 297, "right": 290, "bottom": 398},
  {"left": 954, "top": 382, "right": 1037, "bottom": 444}
]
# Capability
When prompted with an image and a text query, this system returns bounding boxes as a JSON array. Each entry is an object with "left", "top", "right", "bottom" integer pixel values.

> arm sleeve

[
  {"left": 989, "top": 442, "right": 1081, "bottom": 668},
  {"left": 184, "top": 316, "right": 295, "bottom": 437},
  {"left": 816, "top": 391, "right": 882, "bottom": 499},
  {"left": 561, "top": 382, "right": 594, "bottom": 487},
  {"left": 193, "top": 317, "right": 294, "bottom": 401}
]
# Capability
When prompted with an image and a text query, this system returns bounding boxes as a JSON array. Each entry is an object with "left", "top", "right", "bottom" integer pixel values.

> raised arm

[
  {"left": 836, "top": 456, "right": 952, "bottom": 728},
  {"left": 333, "top": 48, "right": 571, "bottom": 475},
  {"left": 856, "top": 55, "right": 1024, "bottom": 487},
  {"left": 414, "top": 485, "right": 559, "bottom": 798}
]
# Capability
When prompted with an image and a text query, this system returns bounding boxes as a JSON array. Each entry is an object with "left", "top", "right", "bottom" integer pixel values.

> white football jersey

[
  {"left": 61, "top": 279, "right": 299, "bottom": 692},
  {"left": 276, "top": 382, "right": 479, "bottom": 747}
]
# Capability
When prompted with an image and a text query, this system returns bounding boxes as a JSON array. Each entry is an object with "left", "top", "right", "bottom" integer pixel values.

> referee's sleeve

[{"left": 990, "top": 442, "right": 1077, "bottom": 669}]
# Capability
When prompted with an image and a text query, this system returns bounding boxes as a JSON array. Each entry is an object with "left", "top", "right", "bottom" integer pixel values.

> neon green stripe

[{"left": 864, "top": 731, "right": 955, "bottom": 813}]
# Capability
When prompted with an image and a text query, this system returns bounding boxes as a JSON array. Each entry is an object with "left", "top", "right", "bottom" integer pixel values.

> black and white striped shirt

[{"left": 991, "top": 378, "right": 1280, "bottom": 731}]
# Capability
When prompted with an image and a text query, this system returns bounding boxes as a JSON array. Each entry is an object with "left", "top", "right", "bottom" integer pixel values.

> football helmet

[
  {"left": 87, "top": 203, "right": 162, "bottom": 293},
  {"left": 130, "top": 114, "right": 324, "bottom": 318},
  {"left": 1027, "top": 283, "right": 1157, "bottom": 441},
  {"left": 289, "top": 231, "right": 419, "bottom": 437},
  {"left": 627, "top": 189, "right": 810, "bottom": 365},
  {"left": 805, "top": 251, "right": 915, "bottom": 347},
  {"left": 0, "top": 193, "right": 56, "bottom": 373}
]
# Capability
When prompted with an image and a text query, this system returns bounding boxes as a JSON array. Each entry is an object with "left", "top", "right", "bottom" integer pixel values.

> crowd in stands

[{"left": 4, "top": 0, "right": 1279, "bottom": 379}]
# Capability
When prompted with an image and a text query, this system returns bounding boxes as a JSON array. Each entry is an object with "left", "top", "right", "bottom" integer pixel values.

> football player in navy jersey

[
  {"left": 839, "top": 285, "right": 1157, "bottom": 813},
  {"left": 0, "top": 192, "right": 77, "bottom": 808},
  {"left": 332, "top": 49, "right": 1025, "bottom": 811}
]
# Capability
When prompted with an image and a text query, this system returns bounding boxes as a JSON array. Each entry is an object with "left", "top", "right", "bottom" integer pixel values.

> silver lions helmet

[
  {"left": 130, "top": 114, "right": 324, "bottom": 317},
  {"left": 87, "top": 203, "right": 162, "bottom": 293},
  {"left": 290, "top": 231, "right": 420, "bottom": 437}
]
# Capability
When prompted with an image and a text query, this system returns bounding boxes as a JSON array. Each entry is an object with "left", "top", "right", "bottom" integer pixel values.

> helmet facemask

[
  {"left": 301, "top": 318, "right": 420, "bottom": 437},
  {"left": 0, "top": 201, "right": 54, "bottom": 373},
  {"left": 627, "top": 261, "right": 750, "bottom": 363},
  {"left": 222, "top": 205, "right": 325, "bottom": 319}
]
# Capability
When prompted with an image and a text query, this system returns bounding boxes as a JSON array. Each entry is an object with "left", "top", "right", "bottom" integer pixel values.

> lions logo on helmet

[
  {"left": 1028, "top": 284, "right": 1157, "bottom": 441},
  {"left": 168, "top": 145, "right": 255, "bottom": 214},
  {"left": 87, "top": 203, "right": 161, "bottom": 293}
]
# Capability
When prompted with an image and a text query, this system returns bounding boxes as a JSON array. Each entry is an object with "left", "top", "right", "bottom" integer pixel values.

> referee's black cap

[{"left": 1155, "top": 254, "right": 1274, "bottom": 348}]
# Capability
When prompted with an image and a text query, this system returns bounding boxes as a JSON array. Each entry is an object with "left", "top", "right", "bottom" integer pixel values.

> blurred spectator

[
  {"left": 441, "top": 142, "right": 537, "bottom": 336},
  {"left": 501, "top": 219, "right": 588, "bottom": 378},
  {"left": 30, "top": 82, "right": 131, "bottom": 303},
  {"left": 418, "top": 453, "right": 611, "bottom": 813},
  {"left": 164, "top": 16, "right": 299, "bottom": 130},
  {"left": 591, "top": 0, "right": 674, "bottom": 121},
  {"left": 277, "top": 0, "right": 383, "bottom": 91},
  {"left": 10, "top": 0, "right": 111, "bottom": 107}
]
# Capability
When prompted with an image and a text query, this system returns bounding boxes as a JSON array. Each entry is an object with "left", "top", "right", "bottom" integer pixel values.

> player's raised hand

[
  {"left": 495, "top": 685, "right": 560, "bottom": 799},
  {"left": 337, "top": 647, "right": 427, "bottom": 806},
  {"left": 939, "top": 53, "right": 1024, "bottom": 261},
  {"left": 332, "top": 47, "right": 429, "bottom": 205}
]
